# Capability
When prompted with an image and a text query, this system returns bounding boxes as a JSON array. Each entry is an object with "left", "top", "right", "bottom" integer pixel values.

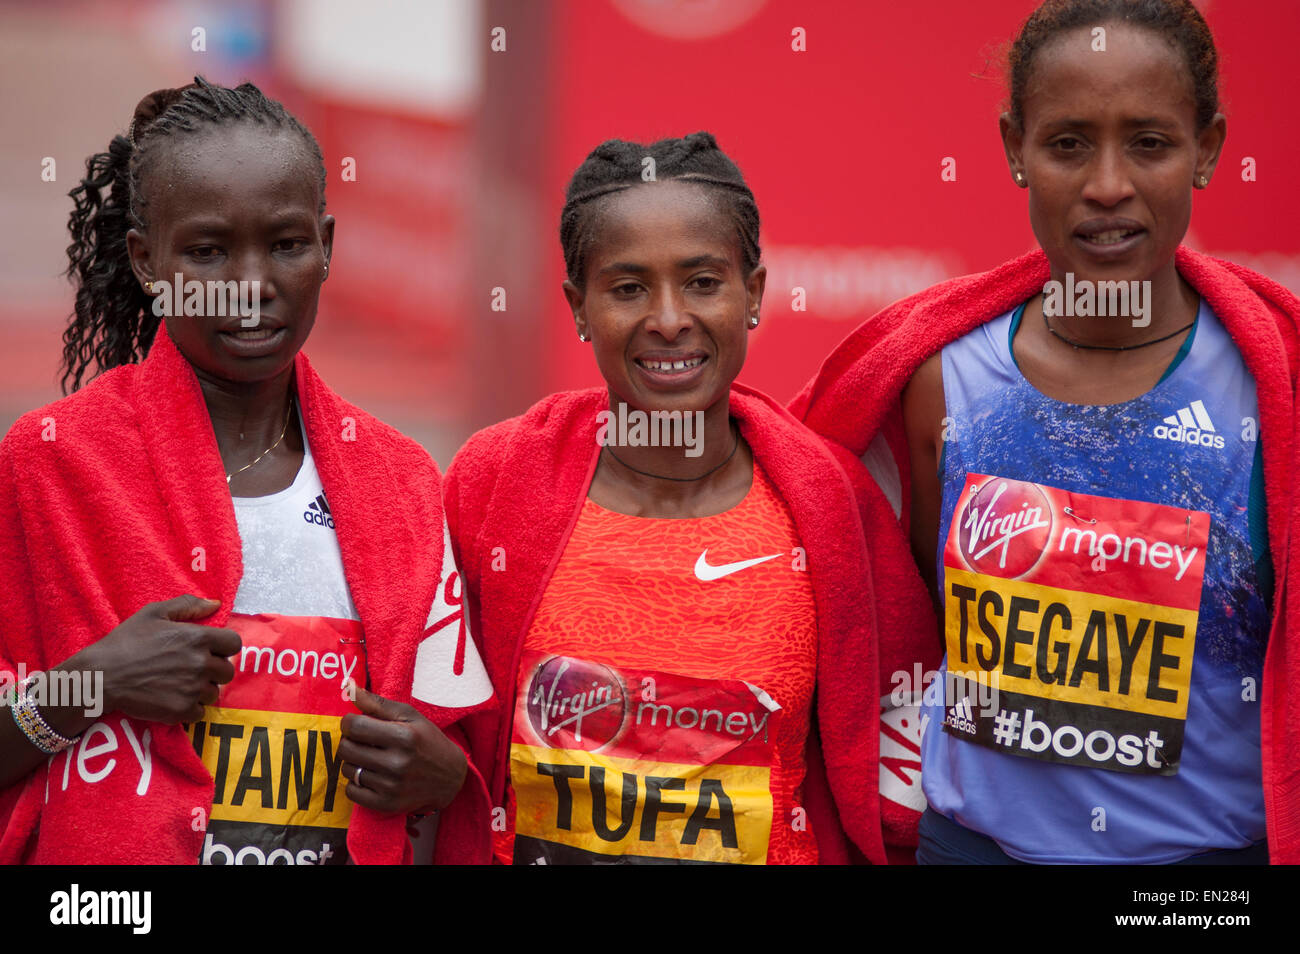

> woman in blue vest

[{"left": 793, "top": 0, "right": 1300, "bottom": 863}]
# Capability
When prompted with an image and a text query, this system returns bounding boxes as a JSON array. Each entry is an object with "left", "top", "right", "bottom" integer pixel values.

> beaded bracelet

[{"left": 11, "top": 675, "right": 80, "bottom": 755}]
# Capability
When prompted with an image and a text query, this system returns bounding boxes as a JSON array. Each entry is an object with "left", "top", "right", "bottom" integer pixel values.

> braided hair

[
  {"left": 559, "top": 132, "right": 760, "bottom": 289},
  {"left": 62, "top": 76, "right": 326, "bottom": 392},
  {"left": 1007, "top": 0, "right": 1219, "bottom": 133}
]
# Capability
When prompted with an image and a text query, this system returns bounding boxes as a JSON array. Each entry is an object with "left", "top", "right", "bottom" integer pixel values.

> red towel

[
  {"left": 791, "top": 246, "right": 1300, "bottom": 863},
  {"left": 0, "top": 327, "right": 496, "bottom": 864},
  {"left": 444, "top": 385, "right": 890, "bottom": 864}
]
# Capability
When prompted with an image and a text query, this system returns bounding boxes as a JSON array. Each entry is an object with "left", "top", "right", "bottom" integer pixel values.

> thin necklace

[
  {"left": 226, "top": 396, "right": 294, "bottom": 484},
  {"left": 602, "top": 421, "right": 740, "bottom": 482},
  {"left": 1043, "top": 312, "right": 1195, "bottom": 352}
]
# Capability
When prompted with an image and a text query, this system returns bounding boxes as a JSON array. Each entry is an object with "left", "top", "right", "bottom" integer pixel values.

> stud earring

[
  {"left": 1015, "top": 172, "right": 1025, "bottom": 185},
  {"left": 749, "top": 314, "right": 760, "bottom": 328},
  {"left": 578, "top": 332, "right": 588, "bottom": 342},
  {"left": 145, "top": 281, "right": 153, "bottom": 292},
  {"left": 1198, "top": 175, "right": 1208, "bottom": 188}
]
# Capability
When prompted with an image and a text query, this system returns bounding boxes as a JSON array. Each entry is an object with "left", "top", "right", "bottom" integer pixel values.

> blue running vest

[{"left": 921, "top": 299, "right": 1269, "bottom": 863}]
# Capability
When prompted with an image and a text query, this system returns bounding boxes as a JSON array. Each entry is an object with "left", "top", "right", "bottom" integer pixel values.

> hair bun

[
  {"left": 682, "top": 131, "right": 718, "bottom": 150},
  {"left": 128, "top": 81, "right": 198, "bottom": 145}
]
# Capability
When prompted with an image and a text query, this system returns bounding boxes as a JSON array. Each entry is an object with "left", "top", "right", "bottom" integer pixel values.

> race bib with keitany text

[{"left": 189, "top": 613, "right": 365, "bottom": 864}]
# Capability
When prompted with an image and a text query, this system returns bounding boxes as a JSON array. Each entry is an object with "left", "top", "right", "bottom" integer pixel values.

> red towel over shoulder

[
  {"left": 444, "top": 385, "right": 890, "bottom": 864},
  {"left": 0, "top": 328, "right": 496, "bottom": 864},
  {"left": 790, "top": 246, "right": 1300, "bottom": 864}
]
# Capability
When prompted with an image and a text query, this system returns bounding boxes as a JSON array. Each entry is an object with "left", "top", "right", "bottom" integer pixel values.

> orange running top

[{"left": 499, "top": 462, "right": 819, "bottom": 864}]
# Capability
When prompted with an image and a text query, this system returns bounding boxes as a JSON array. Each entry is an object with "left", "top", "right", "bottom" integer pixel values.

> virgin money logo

[
  {"left": 525, "top": 656, "right": 627, "bottom": 752},
  {"left": 957, "top": 478, "right": 1053, "bottom": 578}
]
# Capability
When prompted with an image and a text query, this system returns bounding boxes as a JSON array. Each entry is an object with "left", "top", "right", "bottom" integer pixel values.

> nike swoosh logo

[{"left": 694, "top": 549, "right": 783, "bottom": 582}]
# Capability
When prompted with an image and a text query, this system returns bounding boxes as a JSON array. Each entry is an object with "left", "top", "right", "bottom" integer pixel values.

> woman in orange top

[{"left": 445, "top": 133, "right": 889, "bottom": 864}]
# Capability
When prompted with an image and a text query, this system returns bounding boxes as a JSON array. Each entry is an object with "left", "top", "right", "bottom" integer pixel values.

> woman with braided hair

[
  {"left": 445, "top": 132, "right": 889, "bottom": 865},
  {"left": 793, "top": 0, "right": 1300, "bottom": 863},
  {"left": 0, "top": 78, "right": 496, "bottom": 864}
]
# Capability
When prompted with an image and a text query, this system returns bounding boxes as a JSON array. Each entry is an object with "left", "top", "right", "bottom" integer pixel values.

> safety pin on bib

[
  {"left": 338, "top": 635, "right": 370, "bottom": 692},
  {"left": 1063, "top": 506, "right": 1096, "bottom": 525}
]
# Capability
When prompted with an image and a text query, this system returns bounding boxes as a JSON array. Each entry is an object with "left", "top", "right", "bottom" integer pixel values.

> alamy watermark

[
  {"left": 150, "top": 273, "right": 261, "bottom": 326},
  {"left": 49, "top": 884, "right": 150, "bottom": 934},
  {"left": 890, "top": 663, "right": 1001, "bottom": 718},
  {"left": 595, "top": 402, "right": 705, "bottom": 457},
  {"left": 1, "top": 663, "right": 103, "bottom": 718},
  {"left": 1043, "top": 273, "right": 1152, "bottom": 327}
]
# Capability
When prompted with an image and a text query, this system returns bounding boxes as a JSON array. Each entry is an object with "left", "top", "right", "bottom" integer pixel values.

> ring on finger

[{"left": 354, "top": 765, "right": 364, "bottom": 789}]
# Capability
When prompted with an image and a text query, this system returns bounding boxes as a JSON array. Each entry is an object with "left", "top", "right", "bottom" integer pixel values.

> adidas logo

[
  {"left": 952, "top": 695, "right": 974, "bottom": 721},
  {"left": 1151, "top": 400, "right": 1225, "bottom": 450},
  {"left": 945, "top": 694, "right": 977, "bottom": 734},
  {"left": 303, "top": 494, "right": 335, "bottom": 529}
]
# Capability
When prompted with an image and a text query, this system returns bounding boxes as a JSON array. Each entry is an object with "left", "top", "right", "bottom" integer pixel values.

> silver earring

[
  {"left": 749, "top": 314, "right": 760, "bottom": 328},
  {"left": 578, "top": 332, "right": 588, "bottom": 342},
  {"left": 1015, "top": 172, "right": 1025, "bottom": 185},
  {"left": 323, "top": 263, "right": 329, "bottom": 277}
]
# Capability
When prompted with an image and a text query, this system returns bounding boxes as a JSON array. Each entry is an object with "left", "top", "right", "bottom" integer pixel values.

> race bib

[
  {"left": 510, "top": 651, "right": 780, "bottom": 864},
  {"left": 190, "top": 613, "right": 367, "bottom": 865},
  {"left": 939, "top": 475, "right": 1208, "bottom": 775}
]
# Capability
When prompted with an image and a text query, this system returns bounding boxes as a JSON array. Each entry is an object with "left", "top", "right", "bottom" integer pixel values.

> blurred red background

[{"left": 3, "top": 0, "right": 1296, "bottom": 464}]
